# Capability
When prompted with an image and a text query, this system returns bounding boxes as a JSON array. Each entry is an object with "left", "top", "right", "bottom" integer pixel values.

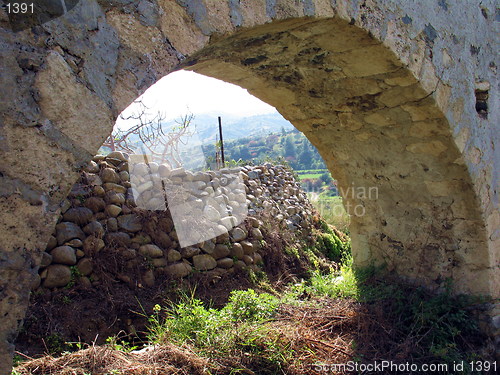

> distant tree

[
  {"left": 319, "top": 172, "right": 333, "bottom": 185},
  {"left": 298, "top": 142, "right": 313, "bottom": 169},
  {"left": 284, "top": 136, "right": 296, "bottom": 158}
]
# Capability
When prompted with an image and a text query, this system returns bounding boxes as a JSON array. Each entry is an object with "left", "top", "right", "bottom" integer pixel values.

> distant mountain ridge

[{"left": 190, "top": 112, "right": 295, "bottom": 143}]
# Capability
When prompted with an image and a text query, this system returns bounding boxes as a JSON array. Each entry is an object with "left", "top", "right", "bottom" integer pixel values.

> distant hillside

[
  {"left": 201, "top": 128, "right": 327, "bottom": 171},
  {"left": 191, "top": 112, "right": 295, "bottom": 142}
]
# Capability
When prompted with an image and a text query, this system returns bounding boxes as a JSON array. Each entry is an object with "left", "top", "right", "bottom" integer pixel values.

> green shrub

[{"left": 223, "top": 289, "right": 279, "bottom": 322}]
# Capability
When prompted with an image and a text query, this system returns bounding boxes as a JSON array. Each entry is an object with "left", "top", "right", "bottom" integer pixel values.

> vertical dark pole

[{"left": 218, "top": 116, "right": 225, "bottom": 165}]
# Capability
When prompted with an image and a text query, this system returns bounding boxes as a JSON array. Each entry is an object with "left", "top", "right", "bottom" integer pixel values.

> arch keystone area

[{"left": 0, "top": 0, "right": 498, "bottom": 372}]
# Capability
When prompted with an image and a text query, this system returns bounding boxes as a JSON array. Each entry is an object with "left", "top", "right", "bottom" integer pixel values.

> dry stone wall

[
  {"left": 0, "top": 0, "right": 498, "bottom": 371},
  {"left": 36, "top": 152, "right": 315, "bottom": 291}
]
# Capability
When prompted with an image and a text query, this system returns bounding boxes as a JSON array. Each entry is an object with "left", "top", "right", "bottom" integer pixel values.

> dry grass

[
  {"left": 15, "top": 343, "right": 215, "bottom": 375},
  {"left": 14, "top": 299, "right": 375, "bottom": 375}
]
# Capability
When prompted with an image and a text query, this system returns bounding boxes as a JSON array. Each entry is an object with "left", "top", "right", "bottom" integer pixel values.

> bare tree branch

[{"left": 102, "top": 99, "right": 194, "bottom": 166}]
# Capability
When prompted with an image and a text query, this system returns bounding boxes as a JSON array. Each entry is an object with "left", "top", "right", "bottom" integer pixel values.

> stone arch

[{"left": 0, "top": 0, "right": 498, "bottom": 371}]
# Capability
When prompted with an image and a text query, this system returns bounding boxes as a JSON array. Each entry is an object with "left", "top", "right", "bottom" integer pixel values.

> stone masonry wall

[
  {"left": 35, "top": 152, "right": 314, "bottom": 291},
  {"left": 0, "top": 1, "right": 498, "bottom": 371}
]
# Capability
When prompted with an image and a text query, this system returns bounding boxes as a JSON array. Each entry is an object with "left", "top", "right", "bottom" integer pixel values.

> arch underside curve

[{"left": 180, "top": 17, "right": 490, "bottom": 296}]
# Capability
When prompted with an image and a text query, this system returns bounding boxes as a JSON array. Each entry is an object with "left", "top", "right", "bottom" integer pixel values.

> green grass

[
  {"left": 296, "top": 173, "right": 323, "bottom": 180},
  {"left": 310, "top": 195, "right": 350, "bottom": 232},
  {"left": 144, "top": 289, "right": 292, "bottom": 372}
]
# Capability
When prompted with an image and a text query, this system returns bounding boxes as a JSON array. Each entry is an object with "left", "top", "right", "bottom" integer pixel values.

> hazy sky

[{"left": 115, "top": 70, "right": 276, "bottom": 130}]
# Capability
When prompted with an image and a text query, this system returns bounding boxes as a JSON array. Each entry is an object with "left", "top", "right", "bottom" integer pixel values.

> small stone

[
  {"left": 118, "top": 214, "right": 143, "bottom": 232},
  {"left": 83, "top": 221, "right": 104, "bottom": 236},
  {"left": 105, "top": 232, "right": 131, "bottom": 247},
  {"left": 234, "top": 260, "right": 247, "bottom": 270},
  {"left": 180, "top": 246, "right": 199, "bottom": 258},
  {"left": 153, "top": 258, "right": 168, "bottom": 267},
  {"left": 167, "top": 262, "right": 192, "bottom": 278},
  {"left": 65, "top": 239, "right": 83, "bottom": 248},
  {"left": 84, "top": 197, "right": 106, "bottom": 213},
  {"left": 76, "top": 258, "right": 93, "bottom": 276},
  {"left": 240, "top": 240, "right": 254, "bottom": 255},
  {"left": 242, "top": 255, "right": 254, "bottom": 265},
  {"left": 220, "top": 216, "right": 237, "bottom": 230},
  {"left": 193, "top": 254, "right": 217, "bottom": 271},
  {"left": 107, "top": 151, "right": 128, "bottom": 162},
  {"left": 212, "top": 244, "right": 230, "bottom": 259},
  {"left": 105, "top": 204, "right": 122, "bottom": 217},
  {"left": 251, "top": 228, "right": 264, "bottom": 240},
  {"left": 167, "top": 249, "right": 182, "bottom": 262},
  {"left": 56, "top": 222, "right": 85, "bottom": 245},
  {"left": 104, "top": 183, "right": 127, "bottom": 195},
  {"left": 231, "top": 227, "right": 247, "bottom": 242},
  {"left": 230, "top": 243, "right": 244, "bottom": 259},
  {"left": 203, "top": 205, "right": 221, "bottom": 221},
  {"left": 139, "top": 244, "right": 164, "bottom": 258},
  {"left": 216, "top": 229, "right": 230, "bottom": 243},
  {"left": 170, "top": 167, "right": 186, "bottom": 178},
  {"left": 121, "top": 248, "right": 137, "bottom": 260},
  {"left": 83, "top": 236, "right": 105, "bottom": 255},
  {"left": 119, "top": 171, "right": 130, "bottom": 181},
  {"left": 43, "top": 265, "right": 72, "bottom": 288},
  {"left": 217, "top": 257, "right": 234, "bottom": 269},
  {"left": 253, "top": 252, "right": 263, "bottom": 264},
  {"left": 152, "top": 231, "right": 172, "bottom": 248},
  {"left": 107, "top": 217, "right": 118, "bottom": 232},
  {"left": 84, "top": 160, "right": 100, "bottom": 173},
  {"left": 200, "top": 240, "right": 216, "bottom": 254},
  {"left": 40, "top": 252, "right": 53, "bottom": 268},
  {"left": 62, "top": 207, "right": 93, "bottom": 225},
  {"left": 45, "top": 235, "right": 57, "bottom": 251},
  {"left": 101, "top": 168, "right": 120, "bottom": 183},
  {"left": 86, "top": 174, "right": 103, "bottom": 186},
  {"left": 131, "top": 234, "right": 151, "bottom": 245},
  {"left": 158, "top": 164, "right": 171, "bottom": 177},
  {"left": 76, "top": 249, "right": 85, "bottom": 258},
  {"left": 93, "top": 186, "right": 105, "bottom": 196},
  {"left": 78, "top": 276, "right": 92, "bottom": 288}
]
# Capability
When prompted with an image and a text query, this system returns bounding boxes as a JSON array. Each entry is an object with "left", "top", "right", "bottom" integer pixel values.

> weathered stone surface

[
  {"left": 240, "top": 241, "right": 254, "bottom": 255},
  {"left": 167, "top": 249, "right": 182, "bottom": 262},
  {"left": 231, "top": 243, "right": 244, "bottom": 259},
  {"left": 101, "top": 168, "right": 120, "bottom": 183},
  {"left": 167, "top": 262, "right": 192, "bottom": 278},
  {"left": 40, "top": 252, "right": 53, "bottom": 268},
  {"left": 83, "top": 237, "right": 105, "bottom": 255},
  {"left": 83, "top": 221, "right": 104, "bottom": 237},
  {"left": 45, "top": 236, "right": 57, "bottom": 251},
  {"left": 43, "top": 265, "right": 72, "bottom": 288},
  {"left": 84, "top": 197, "right": 106, "bottom": 213},
  {"left": 181, "top": 246, "right": 199, "bottom": 258},
  {"left": 231, "top": 227, "right": 247, "bottom": 242},
  {"left": 217, "top": 257, "right": 234, "bottom": 269},
  {"left": 63, "top": 207, "right": 93, "bottom": 225},
  {"left": 56, "top": 222, "right": 86, "bottom": 245},
  {"left": 64, "top": 238, "right": 83, "bottom": 248},
  {"left": 193, "top": 254, "right": 217, "bottom": 271},
  {"left": 251, "top": 228, "right": 264, "bottom": 240},
  {"left": 117, "top": 214, "right": 143, "bottom": 232},
  {"left": 105, "top": 205, "right": 122, "bottom": 217},
  {"left": 76, "top": 258, "right": 93, "bottom": 276},
  {"left": 212, "top": 244, "right": 231, "bottom": 260},
  {"left": 50, "top": 246, "right": 77, "bottom": 265},
  {"left": 105, "top": 232, "right": 131, "bottom": 248},
  {"left": 139, "top": 244, "right": 164, "bottom": 258}
]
